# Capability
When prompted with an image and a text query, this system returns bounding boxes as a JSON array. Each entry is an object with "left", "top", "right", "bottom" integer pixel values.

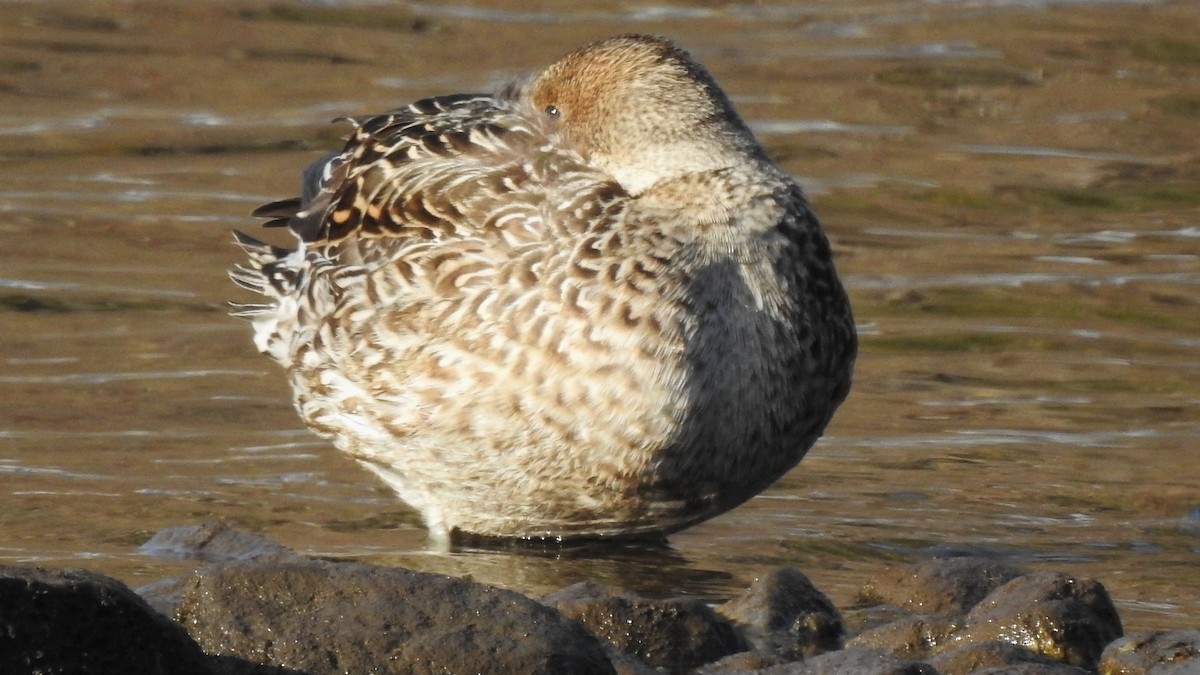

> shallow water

[{"left": 1, "top": 0, "right": 1197, "bottom": 633}]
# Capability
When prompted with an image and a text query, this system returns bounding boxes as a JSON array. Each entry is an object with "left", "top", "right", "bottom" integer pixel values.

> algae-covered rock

[
  {"left": 928, "top": 639, "right": 1080, "bottom": 675},
  {"left": 847, "top": 614, "right": 963, "bottom": 660},
  {"left": 955, "top": 571, "right": 1122, "bottom": 670}
]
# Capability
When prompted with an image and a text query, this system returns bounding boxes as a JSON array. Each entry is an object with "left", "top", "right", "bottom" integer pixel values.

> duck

[{"left": 230, "top": 34, "right": 856, "bottom": 542}]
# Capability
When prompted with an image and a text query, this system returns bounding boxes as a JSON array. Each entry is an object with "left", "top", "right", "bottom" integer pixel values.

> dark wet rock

[
  {"left": 1099, "top": 629, "right": 1200, "bottom": 675},
  {"left": 138, "top": 521, "right": 301, "bottom": 563},
  {"left": 176, "top": 559, "right": 614, "bottom": 675},
  {"left": 927, "top": 640, "right": 1078, "bottom": 675},
  {"left": 693, "top": 650, "right": 784, "bottom": 673},
  {"left": 847, "top": 614, "right": 963, "bottom": 660},
  {"left": 0, "top": 565, "right": 210, "bottom": 675},
  {"left": 858, "top": 557, "right": 1027, "bottom": 616},
  {"left": 955, "top": 572, "right": 1122, "bottom": 670},
  {"left": 755, "top": 647, "right": 939, "bottom": 674},
  {"left": 204, "top": 655, "right": 309, "bottom": 675},
  {"left": 542, "top": 581, "right": 749, "bottom": 673},
  {"left": 718, "top": 567, "right": 845, "bottom": 659}
]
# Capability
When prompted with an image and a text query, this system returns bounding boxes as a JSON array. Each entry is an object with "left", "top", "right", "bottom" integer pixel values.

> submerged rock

[
  {"left": 176, "top": 559, "right": 615, "bottom": 675},
  {"left": 1099, "top": 629, "right": 1200, "bottom": 674},
  {"left": 138, "top": 521, "right": 301, "bottom": 563},
  {"left": 0, "top": 565, "right": 210, "bottom": 675},
  {"left": 858, "top": 557, "right": 1026, "bottom": 617},
  {"left": 718, "top": 567, "right": 845, "bottom": 660},
  {"left": 542, "top": 581, "right": 748, "bottom": 673}
]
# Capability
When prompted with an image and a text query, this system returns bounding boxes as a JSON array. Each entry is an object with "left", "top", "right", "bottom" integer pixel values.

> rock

[
  {"left": 843, "top": 603, "right": 917, "bottom": 635},
  {"left": 0, "top": 565, "right": 211, "bottom": 675},
  {"left": 858, "top": 557, "right": 1027, "bottom": 616},
  {"left": 595, "top": 644, "right": 660, "bottom": 675},
  {"left": 756, "top": 647, "right": 938, "bottom": 674},
  {"left": 846, "top": 568, "right": 1124, "bottom": 671},
  {"left": 847, "top": 614, "right": 962, "bottom": 660},
  {"left": 954, "top": 571, "right": 1122, "bottom": 670},
  {"left": 693, "top": 650, "right": 783, "bottom": 673},
  {"left": 971, "top": 665, "right": 1091, "bottom": 675},
  {"left": 0, "top": 539, "right": 1148, "bottom": 675},
  {"left": 138, "top": 521, "right": 301, "bottom": 563},
  {"left": 136, "top": 576, "right": 195, "bottom": 619},
  {"left": 927, "top": 640, "right": 1079, "bottom": 675},
  {"left": 542, "top": 581, "right": 749, "bottom": 673},
  {"left": 718, "top": 567, "right": 844, "bottom": 659},
  {"left": 176, "top": 559, "right": 614, "bottom": 675},
  {"left": 206, "top": 655, "right": 307, "bottom": 675},
  {"left": 137, "top": 522, "right": 303, "bottom": 618},
  {"left": 1099, "top": 629, "right": 1200, "bottom": 675}
]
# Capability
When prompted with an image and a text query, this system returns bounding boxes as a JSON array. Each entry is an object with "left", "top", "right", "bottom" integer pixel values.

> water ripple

[
  {"left": 750, "top": 120, "right": 912, "bottom": 136},
  {"left": 406, "top": 4, "right": 717, "bottom": 22},
  {"left": 0, "top": 428, "right": 311, "bottom": 441},
  {"left": 832, "top": 427, "right": 1166, "bottom": 449},
  {"left": 0, "top": 277, "right": 196, "bottom": 298},
  {"left": 950, "top": 143, "right": 1153, "bottom": 162},
  {"left": 0, "top": 462, "right": 109, "bottom": 480},
  {"left": 0, "top": 369, "right": 262, "bottom": 385},
  {"left": 920, "top": 395, "right": 1092, "bottom": 407},
  {"left": 847, "top": 271, "right": 1200, "bottom": 290}
]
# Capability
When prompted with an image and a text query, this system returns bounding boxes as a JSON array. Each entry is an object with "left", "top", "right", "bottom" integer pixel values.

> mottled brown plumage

[{"left": 231, "top": 35, "right": 856, "bottom": 541}]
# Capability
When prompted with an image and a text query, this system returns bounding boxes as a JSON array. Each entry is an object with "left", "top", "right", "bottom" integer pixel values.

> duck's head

[{"left": 523, "top": 35, "right": 765, "bottom": 196}]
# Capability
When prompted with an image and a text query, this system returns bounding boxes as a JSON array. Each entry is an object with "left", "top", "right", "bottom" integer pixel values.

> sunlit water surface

[{"left": 1, "top": 0, "right": 1197, "bottom": 632}]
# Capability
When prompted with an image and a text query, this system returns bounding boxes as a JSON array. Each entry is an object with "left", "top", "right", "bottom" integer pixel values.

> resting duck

[{"left": 231, "top": 34, "right": 856, "bottom": 541}]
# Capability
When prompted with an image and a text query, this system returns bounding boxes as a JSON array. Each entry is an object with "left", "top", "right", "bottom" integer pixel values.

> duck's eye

[{"left": 544, "top": 105, "right": 560, "bottom": 118}]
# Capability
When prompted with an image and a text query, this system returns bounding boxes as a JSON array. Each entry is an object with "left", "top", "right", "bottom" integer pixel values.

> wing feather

[
  {"left": 260, "top": 94, "right": 566, "bottom": 250},
  {"left": 251, "top": 90, "right": 630, "bottom": 304}
]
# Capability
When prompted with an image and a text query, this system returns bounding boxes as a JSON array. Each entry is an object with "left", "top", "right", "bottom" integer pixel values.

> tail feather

[
  {"left": 228, "top": 230, "right": 307, "bottom": 362},
  {"left": 227, "top": 301, "right": 274, "bottom": 318},
  {"left": 228, "top": 231, "right": 274, "bottom": 301},
  {"left": 228, "top": 265, "right": 267, "bottom": 294},
  {"left": 232, "top": 230, "right": 291, "bottom": 261},
  {"left": 228, "top": 230, "right": 305, "bottom": 310}
]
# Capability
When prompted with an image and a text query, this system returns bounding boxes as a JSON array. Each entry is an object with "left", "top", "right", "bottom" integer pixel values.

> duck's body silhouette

[{"left": 232, "top": 35, "right": 856, "bottom": 541}]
